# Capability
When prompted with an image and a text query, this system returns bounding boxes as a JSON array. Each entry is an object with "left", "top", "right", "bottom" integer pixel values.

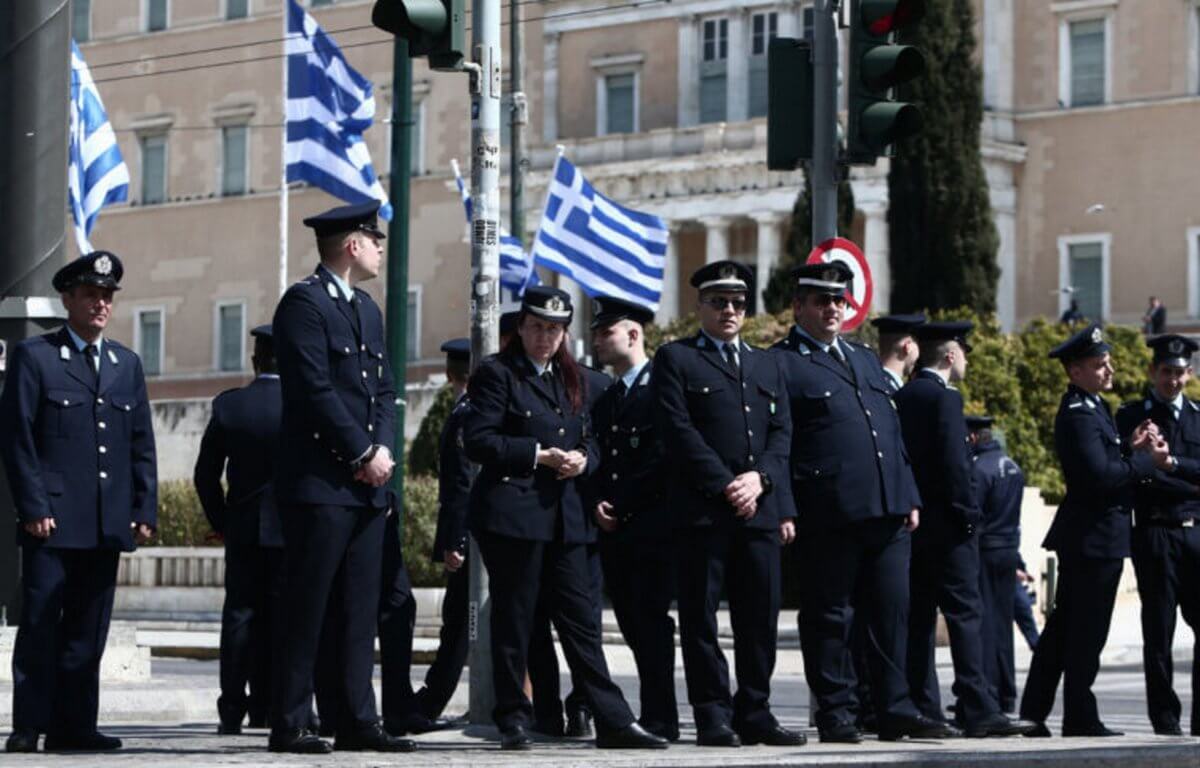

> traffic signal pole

[
  {"left": 509, "top": 0, "right": 526, "bottom": 252},
  {"left": 811, "top": 0, "right": 840, "bottom": 244},
  {"left": 385, "top": 38, "right": 411, "bottom": 533}
]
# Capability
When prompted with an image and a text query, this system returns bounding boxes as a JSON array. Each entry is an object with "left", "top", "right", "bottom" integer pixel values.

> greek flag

[
  {"left": 68, "top": 40, "right": 130, "bottom": 254},
  {"left": 451, "top": 161, "right": 539, "bottom": 297},
  {"left": 285, "top": 0, "right": 391, "bottom": 219},
  {"left": 532, "top": 156, "right": 666, "bottom": 310}
]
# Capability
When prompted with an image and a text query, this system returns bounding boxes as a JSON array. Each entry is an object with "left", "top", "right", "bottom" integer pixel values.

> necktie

[
  {"left": 85, "top": 344, "right": 100, "bottom": 380},
  {"left": 830, "top": 342, "right": 849, "bottom": 370},
  {"left": 615, "top": 380, "right": 628, "bottom": 400},
  {"left": 723, "top": 342, "right": 740, "bottom": 375}
]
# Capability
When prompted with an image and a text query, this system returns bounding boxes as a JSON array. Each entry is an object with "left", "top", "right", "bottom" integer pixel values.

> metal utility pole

[
  {"left": 508, "top": 0, "right": 526, "bottom": 248},
  {"left": 467, "top": 0, "right": 502, "bottom": 725},
  {"left": 811, "top": 0, "right": 839, "bottom": 244},
  {"left": 385, "top": 38, "right": 413, "bottom": 530}
]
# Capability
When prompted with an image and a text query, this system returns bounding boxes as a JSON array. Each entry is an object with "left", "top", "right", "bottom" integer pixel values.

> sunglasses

[{"left": 702, "top": 296, "right": 748, "bottom": 312}]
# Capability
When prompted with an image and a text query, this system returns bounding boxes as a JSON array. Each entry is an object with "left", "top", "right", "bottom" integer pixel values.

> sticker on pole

[{"left": 806, "top": 237, "right": 873, "bottom": 332}]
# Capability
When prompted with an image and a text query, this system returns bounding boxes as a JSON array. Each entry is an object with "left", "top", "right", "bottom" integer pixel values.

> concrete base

[{"left": 0, "top": 621, "right": 150, "bottom": 684}]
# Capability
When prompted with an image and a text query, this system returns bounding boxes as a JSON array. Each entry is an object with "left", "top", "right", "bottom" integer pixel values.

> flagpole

[{"left": 278, "top": 3, "right": 290, "bottom": 298}]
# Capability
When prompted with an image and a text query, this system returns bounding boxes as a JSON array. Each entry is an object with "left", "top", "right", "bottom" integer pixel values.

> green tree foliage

[
  {"left": 152, "top": 479, "right": 214, "bottom": 546},
  {"left": 888, "top": 0, "right": 999, "bottom": 313},
  {"left": 408, "top": 385, "right": 456, "bottom": 476},
  {"left": 762, "top": 174, "right": 856, "bottom": 314},
  {"left": 401, "top": 474, "right": 443, "bottom": 587}
]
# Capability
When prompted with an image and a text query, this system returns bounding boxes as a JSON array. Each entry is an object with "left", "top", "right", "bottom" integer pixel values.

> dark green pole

[{"left": 386, "top": 37, "right": 412, "bottom": 526}]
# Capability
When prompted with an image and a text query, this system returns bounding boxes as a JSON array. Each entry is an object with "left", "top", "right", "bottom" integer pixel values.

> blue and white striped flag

[
  {"left": 532, "top": 156, "right": 666, "bottom": 311},
  {"left": 68, "top": 40, "right": 130, "bottom": 254},
  {"left": 285, "top": 0, "right": 391, "bottom": 219},
  {"left": 451, "top": 160, "right": 539, "bottom": 297}
]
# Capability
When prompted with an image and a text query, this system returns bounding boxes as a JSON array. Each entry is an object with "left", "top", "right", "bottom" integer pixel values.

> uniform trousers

[
  {"left": 908, "top": 525, "right": 997, "bottom": 724},
  {"left": 218, "top": 541, "right": 284, "bottom": 726},
  {"left": 798, "top": 516, "right": 922, "bottom": 732},
  {"left": 600, "top": 535, "right": 679, "bottom": 736},
  {"left": 274, "top": 504, "right": 385, "bottom": 733},
  {"left": 1014, "top": 582, "right": 1040, "bottom": 651},
  {"left": 476, "top": 531, "right": 634, "bottom": 734},
  {"left": 413, "top": 558, "right": 470, "bottom": 719},
  {"left": 11, "top": 546, "right": 119, "bottom": 736},
  {"left": 677, "top": 524, "right": 780, "bottom": 735},
  {"left": 1130, "top": 524, "right": 1200, "bottom": 733},
  {"left": 1020, "top": 554, "right": 1124, "bottom": 730},
  {"left": 378, "top": 512, "right": 418, "bottom": 728},
  {"left": 978, "top": 547, "right": 1020, "bottom": 713}
]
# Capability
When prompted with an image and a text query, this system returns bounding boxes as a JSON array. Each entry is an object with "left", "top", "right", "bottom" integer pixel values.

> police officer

[
  {"left": 409, "top": 339, "right": 476, "bottom": 723},
  {"left": 268, "top": 201, "right": 414, "bottom": 754},
  {"left": 194, "top": 325, "right": 286, "bottom": 734},
  {"left": 1, "top": 252, "right": 156, "bottom": 753},
  {"left": 654, "top": 261, "right": 801, "bottom": 747},
  {"left": 1116, "top": 334, "right": 1200, "bottom": 736},
  {"left": 771, "top": 263, "right": 949, "bottom": 744},
  {"left": 588, "top": 296, "right": 679, "bottom": 741},
  {"left": 1020, "top": 324, "right": 1171, "bottom": 737},
  {"left": 966, "top": 415, "right": 1026, "bottom": 715},
  {"left": 895, "top": 322, "right": 1031, "bottom": 737},
  {"left": 872, "top": 314, "right": 925, "bottom": 394},
  {"left": 463, "top": 286, "right": 665, "bottom": 751}
]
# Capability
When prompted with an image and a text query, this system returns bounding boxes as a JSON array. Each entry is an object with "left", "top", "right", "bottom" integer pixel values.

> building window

[
  {"left": 1064, "top": 17, "right": 1106, "bottom": 107},
  {"left": 139, "top": 134, "right": 167, "bottom": 205},
  {"left": 147, "top": 0, "right": 169, "bottom": 32},
  {"left": 311, "top": 0, "right": 335, "bottom": 6},
  {"left": 1188, "top": 226, "right": 1200, "bottom": 317},
  {"left": 216, "top": 302, "right": 245, "bottom": 372},
  {"left": 407, "top": 286, "right": 421, "bottom": 361},
  {"left": 749, "top": 12, "right": 779, "bottom": 118},
  {"left": 700, "top": 18, "right": 728, "bottom": 123},
  {"left": 227, "top": 0, "right": 249, "bottom": 20},
  {"left": 221, "top": 125, "right": 248, "bottom": 196},
  {"left": 135, "top": 308, "right": 164, "bottom": 376},
  {"left": 1058, "top": 234, "right": 1110, "bottom": 323},
  {"left": 802, "top": 4, "right": 815, "bottom": 40},
  {"left": 602, "top": 73, "right": 637, "bottom": 134},
  {"left": 73, "top": 0, "right": 91, "bottom": 42}
]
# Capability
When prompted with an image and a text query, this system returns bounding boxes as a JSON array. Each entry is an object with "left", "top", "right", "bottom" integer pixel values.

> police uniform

[
  {"left": 1020, "top": 325, "right": 1157, "bottom": 736},
  {"left": 193, "top": 325, "right": 286, "bottom": 733},
  {"left": 895, "top": 323, "right": 1018, "bottom": 734},
  {"left": 966, "top": 415, "right": 1027, "bottom": 715},
  {"left": 771, "top": 263, "right": 941, "bottom": 743},
  {"left": 269, "top": 202, "right": 412, "bottom": 753},
  {"left": 1, "top": 252, "right": 156, "bottom": 753},
  {"left": 653, "top": 261, "right": 799, "bottom": 746},
  {"left": 1116, "top": 334, "right": 1200, "bottom": 736},
  {"left": 464, "top": 287, "right": 664, "bottom": 751}
]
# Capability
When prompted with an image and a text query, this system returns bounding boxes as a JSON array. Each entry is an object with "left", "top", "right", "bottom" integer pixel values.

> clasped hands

[
  {"left": 354, "top": 445, "right": 396, "bottom": 487},
  {"left": 1129, "top": 419, "right": 1172, "bottom": 469},
  {"left": 23, "top": 518, "right": 153, "bottom": 545},
  {"left": 537, "top": 447, "right": 587, "bottom": 479}
]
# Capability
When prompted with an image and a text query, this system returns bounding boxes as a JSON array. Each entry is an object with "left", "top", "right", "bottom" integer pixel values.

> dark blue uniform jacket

[
  {"left": 271, "top": 266, "right": 396, "bottom": 509},
  {"left": 972, "top": 440, "right": 1025, "bottom": 550},
  {"left": 1044, "top": 384, "right": 1156, "bottom": 558},
  {"left": 1116, "top": 392, "right": 1200, "bottom": 524},
  {"left": 0, "top": 327, "right": 157, "bottom": 550},
  {"left": 193, "top": 375, "right": 285, "bottom": 548},
  {"left": 652, "top": 333, "right": 794, "bottom": 530},
  {"left": 464, "top": 352, "right": 600, "bottom": 544},
  {"left": 431, "top": 395, "right": 477, "bottom": 560},
  {"left": 771, "top": 327, "right": 920, "bottom": 529}
]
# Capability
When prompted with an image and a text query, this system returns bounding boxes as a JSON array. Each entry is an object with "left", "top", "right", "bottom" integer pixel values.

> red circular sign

[{"left": 806, "top": 237, "right": 874, "bottom": 332}]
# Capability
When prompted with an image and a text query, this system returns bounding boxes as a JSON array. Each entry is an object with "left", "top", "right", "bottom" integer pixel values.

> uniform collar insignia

[
  {"left": 326, "top": 281, "right": 340, "bottom": 300},
  {"left": 1145, "top": 400, "right": 1153, "bottom": 411},
  {"left": 107, "top": 349, "right": 119, "bottom": 365},
  {"left": 59, "top": 344, "right": 70, "bottom": 361},
  {"left": 1190, "top": 399, "right": 1199, "bottom": 412},
  {"left": 1086, "top": 398, "right": 1096, "bottom": 409},
  {"left": 638, "top": 369, "right": 650, "bottom": 387}
]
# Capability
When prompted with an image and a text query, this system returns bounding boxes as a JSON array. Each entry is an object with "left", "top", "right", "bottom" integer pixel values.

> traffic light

[
  {"left": 371, "top": 0, "right": 466, "bottom": 72},
  {"left": 846, "top": 0, "right": 925, "bottom": 164},
  {"left": 766, "top": 37, "right": 813, "bottom": 171}
]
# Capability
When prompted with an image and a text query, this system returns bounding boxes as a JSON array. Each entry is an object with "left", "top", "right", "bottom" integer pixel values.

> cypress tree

[
  {"left": 762, "top": 172, "right": 855, "bottom": 314},
  {"left": 888, "top": 0, "right": 998, "bottom": 313}
]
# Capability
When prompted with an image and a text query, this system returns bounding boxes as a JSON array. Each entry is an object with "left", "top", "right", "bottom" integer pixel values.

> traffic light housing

[
  {"left": 371, "top": 0, "right": 466, "bottom": 72},
  {"left": 766, "top": 37, "right": 813, "bottom": 171},
  {"left": 846, "top": 0, "right": 925, "bottom": 164}
]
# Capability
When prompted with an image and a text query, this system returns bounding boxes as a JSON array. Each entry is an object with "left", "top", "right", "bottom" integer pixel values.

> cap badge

[
  {"left": 1169, "top": 339, "right": 1184, "bottom": 355},
  {"left": 93, "top": 255, "right": 113, "bottom": 275},
  {"left": 546, "top": 296, "right": 565, "bottom": 313},
  {"left": 719, "top": 264, "right": 737, "bottom": 280},
  {"left": 822, "top": 267, "right": 839, "bottom": 282},
  {"left": 1090, "top": 327, "right": 1103, "bottom": 344}
]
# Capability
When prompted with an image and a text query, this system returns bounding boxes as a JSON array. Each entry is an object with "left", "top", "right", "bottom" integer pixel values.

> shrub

[
  {"left": 408, "top": 385, "right": 456, "bottom": 477},
  {"left": 401, "top": 473, "right": 444, "bottom": 587},
  {"left": 153, "top": 479, "right": 215, "bottom": 546}
]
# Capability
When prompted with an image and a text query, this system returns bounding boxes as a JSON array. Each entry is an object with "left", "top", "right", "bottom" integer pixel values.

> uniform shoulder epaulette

[
  {"left": 213, "top": 386, "right": 241, "bottom": 402},
  {"left": 1188, "top": 397, "right": 1199, "bottom": 412}
]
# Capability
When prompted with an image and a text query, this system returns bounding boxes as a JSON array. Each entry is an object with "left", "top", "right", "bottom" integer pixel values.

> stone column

[
  {"left": 982, "top": 0, "right": 1015, "bottom": 142},
  {"left": 699, "top": 215, "right": 731, "bottom": 264},
  {"left": 542, "top": 32, "right": 560, "bottom": 142},
  {"left": 726, "top": 9, "right": 749, "bottom": 122},
  {"left": 751, "top": 211, "right": 786, "bottom": 313},
  {"left": 677, "top": 15, "right": 700, "bottom": 128},
  {"left": 659, "top": 221, "right": 683, "bottom": 321},
  {"left": 861, "top": 202, "right": 890, "bottom": 315}
]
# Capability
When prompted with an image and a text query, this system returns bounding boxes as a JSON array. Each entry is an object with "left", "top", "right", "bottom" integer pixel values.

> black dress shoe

[
  {"left": 1024, "top": 722, "right": 1052, "bottom": 738},
  {"left": 566, "top": 709, "right": 594, "bottom": 738},
  {"left": 739, "top": 724, "right": 807, "bottom": 746},
  {"left": 5, "top": 731, "right": 38, "bottom": 753},
  {"left": 500, "top": 725, "right": 534, "bottom": 750},
  {"left": 384, "top": 712, "right": 452, "bottom": 736},
  {"left": 531, "top": 718, "right": 564, "bottom": 737},
  {"left": 1062, "top": 723, "right": 1123, "bottom": 737},
  {"left": 43, "top": 731, "right": 122, "bottom": 751},
  {"left": 697, "top": 724, "right": 742, "bottom": 747},
  {"left": 963, "top": 713, "right": 1039, "bottom": 738},
  {"left": 1153, "top": 721, "right": 1183, "bottom": 736},
  {"left": 216, "top": 721, "right": 242, "bottom": 735},
  {"left": 335, "top": 722, "right": 418, "bottom": 752},
  {"left": 596, "top": 722, "right": 669, "bottom": 749},
  {"left": 878, "top": 714, "right": 961, "bottom": 741},
  {"left": 268, "top": 728, "right": 333, "bottom": 753},
  {"left": 641, "top": 723, "right": 680, "bottom": 742},
  {"left": 818, "top": 722, "right": 863, "bottom": 744},
  {"left": 246, "top": 716, "right": 267, "bottom": 729}
]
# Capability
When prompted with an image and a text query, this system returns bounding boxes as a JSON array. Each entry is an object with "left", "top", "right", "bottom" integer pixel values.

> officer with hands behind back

[{"left": 2, "top": 252, "right": 156, "bottom": 753}]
